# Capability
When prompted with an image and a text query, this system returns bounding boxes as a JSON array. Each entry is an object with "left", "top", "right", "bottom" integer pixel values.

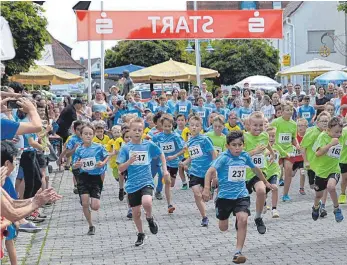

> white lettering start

[{"left": 148, "top": 16, "right": 214, "bottom": 34}]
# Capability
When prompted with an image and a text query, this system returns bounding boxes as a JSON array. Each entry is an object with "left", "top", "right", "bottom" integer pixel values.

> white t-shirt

[{"left": 260, "top": 105, "right": 275, "bottom": 120}]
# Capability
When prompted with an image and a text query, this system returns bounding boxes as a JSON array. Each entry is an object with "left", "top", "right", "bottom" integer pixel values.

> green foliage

[
  {"left": 203, "top": 40, "right": 280, "bottom": 85},
  {"left": 1, "top": 2, "right": 49, "bottom": 76},
  {"left": 338, "top": 2, "right": 347, "bottom": 13}
]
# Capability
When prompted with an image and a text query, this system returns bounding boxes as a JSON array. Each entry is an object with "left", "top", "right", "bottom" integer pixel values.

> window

[
  {"left": 307, "top": 30, "right": 335, "bottom": 53},
  {"left": 273, "top": 1, "right": 282, "bottom": 9},
  {"left": 97, "top": 63, "right": 101, "bottom": 69}
]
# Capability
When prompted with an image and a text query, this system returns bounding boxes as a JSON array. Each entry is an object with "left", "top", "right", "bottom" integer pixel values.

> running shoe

[
  {"left": 299, "top": 188, "right": 306, "bottom": 195},
  {"left": 254, "top": 217, "right": 266, "bottom": 234},
  {"left": 87, "top": 226, "right": 95, "bottom": 235},
  {"left": 119, "top": 189, "right": 125, "bottom": 201},
  {"left": 232, "top": 251, "right": 246, "bottom": 264},
  {"left": 147, "top": 217, "right": 158, "bottom": 234},
  {"left": 181, "top": 183, "right": 188, "bottom": 190},
  {"left": 18, "top": 222, "right": 43, "bottom": 233},
  {"left": 279, "top": 179, "right": 284, "bottom": 186},
  {"left": 320, "top": 207, "right": 327, "bottom": 218},
  {"left": 334, "top": 208, "right": 344, "bottom": 223},
  {"left": 73, "top": 186, "right": 78, "bottom": 194},
  {"left": 168, "top": 205, "right": 176, "bottom": 214},
  {"left": 282, "top": 195, "right": 291, "bottom": 202},
  {"left": 338, "top": 194, "right": 346, "bottom": 204},
  {"left": 272, "top": 209, "right": 280, "bottom": 218},
  {"left": 135, "top": 233, "right": 146, "bottom": 246},
  {"left": 127, "top": 208, "right": 133, "bottom": 219},
  {"left": 312, "top": 204, "right": 320, "bottom": 221},
  {"left": 33, "top": 210, "right": 47, "bottom": 219},
  {"left": 155, "top": 192, "right": 163, "bottom": 200},
  {"left": 201, "top": 217, "right": 209, "bottom": 227},
  {"left": 25, "top": 215, "right": 45, "bottom": 223}
]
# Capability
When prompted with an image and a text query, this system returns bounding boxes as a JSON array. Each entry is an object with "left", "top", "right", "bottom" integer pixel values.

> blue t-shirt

[
  {"left": 23, "top": 133, "right": 37, "bottom": 152},
  {"left": 231, "top": 107, "right": 241, "bottom": 118},
  {"left": 298, "top": 105, "right": 316, "bottom": 125},
  {"left": 155, "top": 105, "right": 171, "bottom": 114},
  {"left": 113, "top": 109, "right": 128, "bottom": 125},
  {"left": 152, "top": 132, "right": 185, "bottom": 168},
  {"left": 192, "top": 106, "right": 210, "bottom": 131},
  {"left": 2, "top": 177, "right": 18, "bottom": 199},
  {"left": 167, "top": 99, "right": 178, "bottom": 114},
  {"left": 73, "top": 143, "right": 108, "bottom": 175},
  {"left": 204, "top": 102, "right": 216, "bottom": 113},
  {"left": 174, "top": 128, "right": 183, "bottom": 136},
  {"left": 117, "top": 140, "right": 162, "bottom": 193},
  {"left": 147, "top": 100, "right": 159, "bottom": 113},
  {"left": 1, "top": 119, "right": 19, "bottom": 140},
  {"left": 212, "top": 150, "right": 255, "bottom": 199},
  {"left": 239, "top": 107, "right": 252, "bottom": 120},
  {"left": 66, "top": 135, "right": 83, "bottom": 161},
  {"left": 187, "top": 134, "right": 214, "bottom": 178},
  {"left": 175, "top": 100, "right": 192, "bottom": 118}
]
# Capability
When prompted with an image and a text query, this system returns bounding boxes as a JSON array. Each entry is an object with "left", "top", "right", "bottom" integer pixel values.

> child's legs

[
  {"left": 321, "top": 189, "right": 328, "bottom": 205},
  {"left": 218, "top": 219, "right": 229, "bottom": 232},
  {"left": 164, "top": 182, "right": 172, "bottom": 206},
  {"left": 5, "top": 239, "right": 17, "bottom": 265},
  {"left": 178, "top": 162, "right": 187, "bottom": 183},
  {"left": 81, "top": 194, "right": 93, "bottom": 226},
  {"left": 327, "top": 175, "right": 339, "bottom": 207},
  {"left": 191, "top": 184, "right": 206, "bottom": 217},
  {"left": 90, "top": 198, "right": 100, "bottom": 211},
  {"left": 254, "top": 181, "right": 266, "bottom": 214},
  {"left": 156, "top": 168, "right": 163, "bottom": 193},
  {"left": 132, "top": 205, "right": 143, "bottom": 233},
  {"left": 40, "top": 167, "right": 47, "bottom": 190},
  {"left": 283, "top": 159, "right": 294, "bottom": 195},
  {"left": 235, "top": 211, "right": 248, "bottom": 251},
  {"left": 142, "top": 194, "right": 153, "bottom": 218},
  {"left": 299, "top": 169, "right": 305, "bottom": 189},
  {"left": 118, "top": 171, "right": 125, "bottom": 189},
  {"left": 340, "top": 171, "right": 347, "bottom": 195}
]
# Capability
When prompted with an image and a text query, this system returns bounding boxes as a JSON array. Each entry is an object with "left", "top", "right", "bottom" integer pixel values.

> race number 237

[{"left": 228, "top": 166, "right": 246, "bottom": 182}]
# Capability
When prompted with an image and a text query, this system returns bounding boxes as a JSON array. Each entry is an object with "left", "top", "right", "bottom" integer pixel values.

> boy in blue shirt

[
  {"left": 239, "top": 97, "right": 253, "bottom": 121},
  {"left": 192, "top": 97, "right": 210, "bottom": 131},
  {"left": 155, "top": 95, "right": 171, "bottom": 114},
  {"left": 298, "top": 96, "right": 316, "bottom": 126},
  {"left": 180, "top": 115, "right": 217, "bottom": 227},
  {"left": 147, "top": 91, "right": 159, "bottom": 113},
  {"left": 203, "top": 131, "right": 275, "bottom": 264},
  {"left": 152, "top": 114, "right": 185, "bottom": 214},
  {"left": 214, "top": 99, "right": 228, "bottom": 119},
  {"left": 204, "top": 92, "right": 216, "bottom": 112},
  {"left": 117, "top": 117, "right": 170, "bottom": 247},
  {"left": 175, "top": 89, "right": 192, "bottom": 119},
  {"left": 73, "top": 124, "right": 109, "bottom": 236}
]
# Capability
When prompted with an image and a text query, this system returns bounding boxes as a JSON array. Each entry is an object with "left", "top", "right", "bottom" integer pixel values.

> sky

[{"left": 43, "top": 0, "right": 187, "bottom": 60}]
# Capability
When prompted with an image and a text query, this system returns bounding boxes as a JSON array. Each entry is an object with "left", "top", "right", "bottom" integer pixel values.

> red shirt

[
  {"left": 293, "top": 134, "right": 304, "bottom": 162},
  {"left": 341, "top": 94, "right": 347, "bottom": 117}
]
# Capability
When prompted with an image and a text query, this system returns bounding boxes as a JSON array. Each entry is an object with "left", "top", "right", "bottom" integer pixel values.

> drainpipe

[{"left": 285, "top": 17, "right": 296, "bottom": 84}]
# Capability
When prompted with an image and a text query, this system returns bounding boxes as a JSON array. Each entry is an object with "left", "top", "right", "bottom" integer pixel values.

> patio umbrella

[
  {"left": 91, "top": 64, "right": 144, "bottom": 79},
  {"left": 313, "top": 70, "right": 347, "bottom": 85},
  {"left": 234, "top": 75, "right": 280, "bottom": 92},
  {"left": 10, "top": 65, "right": 83, "bottom": 85},
  {"left": 130, "top": 58, "right": 219, "bottom": 82},
  {"left": 278, "top": 58, "right": 347, "bottom": 77}
]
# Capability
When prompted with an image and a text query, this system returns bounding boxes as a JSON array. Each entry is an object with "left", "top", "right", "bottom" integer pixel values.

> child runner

[
  {"left": 239, "top": 98, "right": 253, "bottom": 121},
  {"left": 174, "top": 114, "right": 186, "bottom": 136},
  {"left": 244, "top": 111, "right": 276, "bottom": 234},
  {"left": 325, "top": 102, "right": 336, "bottom": 118},
  {"left": 155, "top": 95, "right": 171, "bottom": 114},
  {"left": 147, "top": 91, "right": 159, "bottom": 113},
  {"left": 225, "top": 111, "right": 243, "bottom": 132},
  {"left": 202, "top": 131, "right": 275, "bottom": 264},
  {"left": 72, "top": 124, "right": 109, "bottom": 235},
  {"left": 260, "top": 95, "right": 275, "bottom": 122},
  {"left": 204, "top": 92, "right": 216, "bottom": 113},
  {"left": 152, "top": 114, "right": 185, "bottom": 213},
  {"left": 310, "top": 117, "right": 344, "bottom": 222},
  {"left": 117, "top": 117, "right": 170, "bottom": 246},
  {"left": 338, "top": 126, "right": 347, "bottom": 204},
  {"left": 180, "top": 115, "right": 217, "bottom": 227},
  {"left": 205, "top": 115, "right": 227, "bottom": 156},
  {"left": 175, "top": 89, "right": 192, "bottom": 119},
  {"left": 298, "top": 95, "right": 316, "bottom": 127},
  {"left": 271, "top": 101, "right": 299, "bottom": 202},
  {"left": 192, "top": 97, "right": 210, "bottom": 131}
]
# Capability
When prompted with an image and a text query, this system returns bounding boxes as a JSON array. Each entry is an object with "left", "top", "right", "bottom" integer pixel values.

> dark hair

[
  {"left": 160, "top": 114, "right": 174, "bottom": 125},
  {"left": 328, "top": 117, "right": 343, "bottom": 129},
  {"left": 121, "top": 123, "right": 130, "bottom": 132},
  {"left": 243, "top": 88, "right": 251, "bottom": 97},
  {"left": 175, "top": 113, "right": 186, "bottom": 121},
  {"left": 73, "top": 98, "right": 83, "bottom": 105},
  {"left": 8, "top": 82, "right": 24, "bottom": 94},
  {"left": 1, "top": 141, "right": 18, "bottom": 166},
  {"left": 73, "top": 120, "right": 84, "bottom": 131},
  {"left": 303, "top": 95, "right": 310, "bottom": 101},
  {"left": 122, "top": 129, "right": 130, "bottom": 139},
  {"left": 153, "top": 112, "right": 163, "bottom": 124},
  {"left": 215, "top": 98, "right": 222, "bottom": 104},
  {"left": 116, "top": 100, "right": 124, "bottom": 108},
  {"left": 64, "top": 96, "right": 73, "bottom": 107},
  {"left": 226, "top": 131, "right": 244, "bottom": 145}
]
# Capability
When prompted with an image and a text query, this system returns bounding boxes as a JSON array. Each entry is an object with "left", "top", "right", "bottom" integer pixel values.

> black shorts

[
  {"left": 76, "top": 173, "right": 103, "bottom": 199},
  {"left": 189, "top": 175, "right": 205, "bottom": 188},
  {"left": 215, "top": 197, "right": 251, "bottom": 220},
  {"left": 246, "top": 176, "right": 262, "bottom": 194},
  {"left": 340, "top": 163, "right": 347, "bottom": 174},
  {"left": 314, "top": 173, "right": 340, "bottom": 192},
  {"left": 128, "top": 185, "right": 154, "bottom": 207},
  {"left": 266, "top": 175, "right": 278, "bottom": 194},
  {"left": 167, "top": 166, "right": 178, "bottom": 178},
  {"left": 307, "top": 169, "right": 316, "bottom": 186},
  {"left": 293, "top": 161, "right": 304, "bottom": 172},
  {"left": 36, "top": 153, "right": 48, "bottom": 169},
  {"left": 72, "top": 168, "right": 80, "bottom": 178}
]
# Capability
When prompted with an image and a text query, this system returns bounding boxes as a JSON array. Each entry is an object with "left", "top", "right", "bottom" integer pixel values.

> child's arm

[
  {"left": 266, "top": 143, "right": 275, "bottom": 163},
  {"left": 248, "top": 145, "right": 266, "bottom": 157},
  {"left": 96, "top": 156, "right": 109, "bottom": 168},
  {"left": 202, "top": 167, "right": 217, "bottom": 201},
  {"left": 118, "top": 153, "right": 137, "bottom": 173},
  {"left": 292, "top": 137, "right": 300, "bottom": 149},
  {"left": 316, "top": 138, "right": 339, "bottom": 157},
  {"left": 251, "top": 167, "right": 276, "bottom": 191},
  {"left": 159, "top": 153, "right": 170, "bottom": 183},
  {"left": 301, "top": 148, "right": 310, "bottom": 168},
  {"left": 211, "top": 150, "right": 217, "bottom": 160},
  {"left": 28, "top": 137, "right": 44, "bottom": 152},
  {"left": 167, "top": 148, "right": 185, "bottom": 161}
]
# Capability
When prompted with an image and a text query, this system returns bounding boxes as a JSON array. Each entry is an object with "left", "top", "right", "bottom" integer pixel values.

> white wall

[{"left": 91, "top": 60, "right": 101, "bottom": 72}]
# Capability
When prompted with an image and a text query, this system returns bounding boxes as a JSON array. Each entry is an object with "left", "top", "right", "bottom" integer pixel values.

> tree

[
  {"left": 105, "top": 40, "right": 192, "bottom": 68},
  {"left": 202, "top": 40, "right": 280, "bottom": 85},
  {"left": 338, "top": 2, "right": 347, "bottom": 13},
  {"left": 1, "top": 2, "right": 49, "bottom": 77}
]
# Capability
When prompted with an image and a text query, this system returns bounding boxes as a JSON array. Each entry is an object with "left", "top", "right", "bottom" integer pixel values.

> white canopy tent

[{"left": 234, "top": 75, "right": 280, "bottom": 92}]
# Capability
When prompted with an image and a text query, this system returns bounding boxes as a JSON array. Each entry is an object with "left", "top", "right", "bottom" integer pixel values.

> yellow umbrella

[
  {"left": 130, "top": 58, "right": 219, "bottom": 82},
  {"left": 278, "top": 58, "right": 347, "bottom": 77},
  {"left": 10, "top": 65, "right": 83, "bottom": 85}
]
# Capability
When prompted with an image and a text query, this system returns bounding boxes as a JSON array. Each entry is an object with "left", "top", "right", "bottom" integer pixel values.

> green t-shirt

[
  {"left": 265, "top": 143, "right": 288, "bottom": 179},
  {"left": 205, "top": 131, "right": 226, "bottom": 156},
  {"left": 311, "top": 131, "right": 343, "bottom": 178},
  {"left": 244, "top": 132, "right": 269, "bottom": 180},
  {"left": 340, "top": 128, "right": 347, "bottom": 164},
  {"left": 271, "top": 117, "right": 297, "bottom": 153},
  {"left": 301, "top": 126, "right": 323, "bottom": 163}
]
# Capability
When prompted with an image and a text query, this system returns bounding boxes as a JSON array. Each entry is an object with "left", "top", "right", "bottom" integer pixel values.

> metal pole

[
  {"left": 194, "top": 1, "right": 201, "bottom": 88},
  {"left": 100, "top": 0, "right": 105, "bottom": 92},
  {"left": 88, "top": 41, "right": 92, "bottom": 102}
]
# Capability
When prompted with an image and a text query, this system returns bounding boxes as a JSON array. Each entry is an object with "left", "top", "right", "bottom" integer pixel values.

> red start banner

[{"left": 76, "top": 10, "right": 283, "bottom": 41}]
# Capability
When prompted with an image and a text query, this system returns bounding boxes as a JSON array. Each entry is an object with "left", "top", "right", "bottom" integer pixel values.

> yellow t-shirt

[
  {"left": 225, "top": 123, "right": 242, "bottom": 132},
  {"left": 106, "top": 137, "right": 124, "bottom": 168},
  {"left": 93, "top": 135, "right": 110, "bottom": 147},
  {"left": 181, "top": 127, "right": 203, "bottom": 158}
]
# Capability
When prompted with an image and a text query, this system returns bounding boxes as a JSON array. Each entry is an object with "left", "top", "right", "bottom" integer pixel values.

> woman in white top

[{"left": 89, "top": 89, "right": 112, "bottom": 120}]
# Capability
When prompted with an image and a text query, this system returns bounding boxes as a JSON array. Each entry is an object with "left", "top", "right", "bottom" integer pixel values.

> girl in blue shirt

[{"left": 73, "top": 124, "right": 109, "bottom": 236}]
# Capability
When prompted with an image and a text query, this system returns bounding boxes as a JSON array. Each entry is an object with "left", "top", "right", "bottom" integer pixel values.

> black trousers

[{"left": 20, "top": 151, "right": 42, "bottom": 199}]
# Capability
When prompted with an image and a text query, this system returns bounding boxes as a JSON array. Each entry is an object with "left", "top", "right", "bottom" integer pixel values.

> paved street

[{"left": 6, "top": 169, "right": 347, "bottom": 265}]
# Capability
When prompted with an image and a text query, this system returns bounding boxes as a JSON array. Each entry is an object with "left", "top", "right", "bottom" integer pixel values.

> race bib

[
  {"left": 188, "top": 145, "right": 203, "bottom": 159},
  {"left": 214, "top": 146, "right": 222, "bottom": 155},
  {"left": 302, "top": 112, "right": 311, "bottom": 119},
  {"left": 327, "top": 144, "right": 342, "bottom": 159},
  {"left": 252, "top": 154, "right": 265, "bottom": 168},
  {"left": 130, "top": 151, "right": 149, "bottom": 165},
  {"left": 117, "top": 118, "right": 123, "bottom": 124},
  {"left": 179, "top": 105, "right": 187, "bottom": 112},
  {"left": 80, "top": 157, "right": 96, "bottom": 170},
  {"left": 292, "top": 146, "right": 301, "bottom": 157},
  {"left": 279, "top": 133, "right": 292, "bottom": 144},
  {"left": 160, "top": 142, "right": 175, "bottom": 153},
  {"left": 228, "top": 166, "right": 246, "bottom": 182},
  {"left": 197, "top": 111, "right": 205, "bottom": 118},
  {"left": 241, "top": 113, "right": 250, "bottom": 119},
  {"left": 268, "top": 151, "right": 280, "bottom": 163},
  {"left": 153, "top": 105, "right": 157, "bottom": 112}
]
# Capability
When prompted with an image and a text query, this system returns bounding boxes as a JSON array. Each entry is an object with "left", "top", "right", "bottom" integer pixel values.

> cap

[{"left": 151, "top": 91, "right": 157, "bottom": 96}]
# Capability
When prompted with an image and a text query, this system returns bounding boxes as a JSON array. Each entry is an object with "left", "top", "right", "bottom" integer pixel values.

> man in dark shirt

[
  {"left": 56, "top": 98, "right": 82, "bottom": 142},
  {"left": 325, "top": 83, "right": 335, "bottom": 100}
]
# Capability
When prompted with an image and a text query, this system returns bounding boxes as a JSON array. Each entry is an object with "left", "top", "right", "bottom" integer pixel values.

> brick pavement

[{"left": 6, "top": 169, "right": 347, "bottom": 265}]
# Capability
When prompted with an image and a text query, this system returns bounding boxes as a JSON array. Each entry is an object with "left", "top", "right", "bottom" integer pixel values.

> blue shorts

[
  {"left": 16, "top": 166, "right": 24, "bottom": 180},
  {"left": 6, "top": 224, "right": 17, "bottom": 240}
]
